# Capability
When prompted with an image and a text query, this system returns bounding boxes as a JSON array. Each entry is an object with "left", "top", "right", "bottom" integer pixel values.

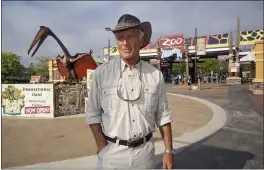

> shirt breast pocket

[
  {"left": 137, "top": 86, "right": 158, "bottom": 115},
  {"left": 145, "top": 86, "right": 158, "bottom": 113},
  {"left": 101, "top": 86, "right": 118, "bottom": 113}
]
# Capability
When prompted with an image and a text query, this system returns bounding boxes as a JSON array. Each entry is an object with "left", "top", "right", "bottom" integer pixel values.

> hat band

[{"left": 114, "top": 23, "right": 139, "bottom": 30}]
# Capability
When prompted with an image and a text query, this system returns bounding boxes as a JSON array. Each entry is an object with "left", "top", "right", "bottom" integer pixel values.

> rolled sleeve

[
  {"left": 155, "top": 71, "right": 173, "bottom": 127},
  {"left": 85, "top": 69, "right": 103, "bottom": 125}
]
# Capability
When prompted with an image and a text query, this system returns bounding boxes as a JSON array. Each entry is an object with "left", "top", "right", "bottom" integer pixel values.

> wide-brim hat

[{"left": 105, "top": 14, "right": 152, "bottom": 49}]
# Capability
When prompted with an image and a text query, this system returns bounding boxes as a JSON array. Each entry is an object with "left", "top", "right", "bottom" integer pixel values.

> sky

[{"left": 2, "top": 1, "right": 263, "bottom": 67}]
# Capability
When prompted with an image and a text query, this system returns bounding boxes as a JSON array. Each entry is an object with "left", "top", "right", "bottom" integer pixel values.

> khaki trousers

[{"left": 96, "top": 138, "right": 155, "bottom": 169}]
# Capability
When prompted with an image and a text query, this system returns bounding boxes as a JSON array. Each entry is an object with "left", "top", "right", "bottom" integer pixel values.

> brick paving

[
  {"left": 248, "top": 92, "right": 264, "bottom": 111},
  {"left": 2, "top": 94, "right": 213, "bottom": 169},
  {"left": 166, "top": 83, "right": 262, "bottom": 113}
]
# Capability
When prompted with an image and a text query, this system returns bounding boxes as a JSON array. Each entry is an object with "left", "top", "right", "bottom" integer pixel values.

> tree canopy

[
  {"left": 198, "top": 59, "right": 221, "bottom": 74},
  {"left": 27, "top": 56, "right": 50, "bottom": 81},
  {"left": 1, "top": 52, "right": 25, "bottom": 78}
]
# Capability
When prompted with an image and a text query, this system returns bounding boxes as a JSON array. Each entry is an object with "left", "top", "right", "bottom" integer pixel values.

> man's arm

[
  {"left": 155, "top": 71, "right": 174, "bottom": 169},
  {"left": 159, "top": 123, "right": 173, "bottom": 150},
  {"left": 155, "top": 71, "right": 173, "bottom": 146},
  {"left": 86, "top": 69, "right": 107, "bottom": 152},
  {"left": 89, "top": 124, "right": 107, "bottom": 153}
]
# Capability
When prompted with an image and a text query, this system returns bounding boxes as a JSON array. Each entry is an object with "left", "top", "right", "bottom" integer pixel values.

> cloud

[{"left": 2, "top": 1, "right": 263, "bottom": 67}]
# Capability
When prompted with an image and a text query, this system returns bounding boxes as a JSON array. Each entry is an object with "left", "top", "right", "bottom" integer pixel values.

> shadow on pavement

[{"left": 154, "top": 143, "right": 254, "bottom": 169}]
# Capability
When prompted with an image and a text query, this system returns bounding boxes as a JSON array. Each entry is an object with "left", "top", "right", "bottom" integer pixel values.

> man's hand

[
  {"left": 96, "top": 142, "right": 108, "bottom": 155},
  {"left": 163, "top": 153, "right": 174, "bottom": 169},
  {"left": 89, "top": 124, "right": 108, "bottom": 155}
]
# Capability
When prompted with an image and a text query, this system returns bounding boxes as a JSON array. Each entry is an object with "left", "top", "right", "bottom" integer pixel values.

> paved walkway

[
  {"left": 165, "top": 83, "right": 263, "bottom": 168},
  {"left": 3, "top": 93, "right": 227, "bottom": 169}
]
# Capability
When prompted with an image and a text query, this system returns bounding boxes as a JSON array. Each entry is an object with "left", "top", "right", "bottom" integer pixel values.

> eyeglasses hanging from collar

[{"left": 117, "top": 57, "right": 143, "bottom": 102}]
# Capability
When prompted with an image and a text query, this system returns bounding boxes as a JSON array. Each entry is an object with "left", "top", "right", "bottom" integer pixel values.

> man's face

[{"left": 115, "top": 28, "right": 143, "bottom": 60}]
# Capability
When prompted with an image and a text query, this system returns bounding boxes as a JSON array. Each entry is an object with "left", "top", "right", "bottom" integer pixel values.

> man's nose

[{"left": 123, "top": 38, "right": 129, "bottom": 45}]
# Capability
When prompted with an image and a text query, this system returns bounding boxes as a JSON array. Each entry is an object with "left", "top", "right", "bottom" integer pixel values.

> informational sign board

[
  {"left": 229, "top": 63, "right": 240, "bottom": 73},
  {"left": 1, "top": 84, "right": 54, "bottom": 118},
  {"left": 87, "top": 69, "right": 95, "bottom": 90}
]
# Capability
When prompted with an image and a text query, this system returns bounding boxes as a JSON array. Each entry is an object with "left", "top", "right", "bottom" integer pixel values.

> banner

[
  {"left": 196, "top": 37, "right": 206, "bottom": 55},
  {"left": 1, "top": 84, "right": 54, "bottom": 118}
]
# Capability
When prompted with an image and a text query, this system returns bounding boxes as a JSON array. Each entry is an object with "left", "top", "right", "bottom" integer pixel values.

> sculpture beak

[{"left": 28, "top": 26, "right": 49, "bottom": 57}]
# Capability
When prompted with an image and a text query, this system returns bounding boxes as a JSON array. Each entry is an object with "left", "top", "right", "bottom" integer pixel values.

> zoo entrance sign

[{"left": 1, "top": 84, "right": 54, "bottom": 118}]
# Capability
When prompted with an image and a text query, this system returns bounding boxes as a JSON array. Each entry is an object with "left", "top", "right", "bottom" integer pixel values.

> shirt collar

[{"left": 119, "top": 57, "right": 141, "bottom": 72}]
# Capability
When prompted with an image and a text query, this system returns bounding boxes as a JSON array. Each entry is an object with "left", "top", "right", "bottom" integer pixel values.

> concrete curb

[
  {"left": 168, "top": 93, "right": 227, "bottom": 144},
  {"left": 5, "top": 93, "right": 227, "bottom": 170},
  {"left": 153, "top": 93, "right": 227, "bottom": 168}
]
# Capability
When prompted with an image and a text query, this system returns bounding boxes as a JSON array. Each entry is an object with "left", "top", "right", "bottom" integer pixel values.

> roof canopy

[{"left": 240, "top": 52, "right": 255, "bottom": 62}]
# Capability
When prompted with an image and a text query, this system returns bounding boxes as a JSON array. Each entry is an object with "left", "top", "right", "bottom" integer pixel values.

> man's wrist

[{"left": 165, "top": 149, "right": 175, "bottom": 155}]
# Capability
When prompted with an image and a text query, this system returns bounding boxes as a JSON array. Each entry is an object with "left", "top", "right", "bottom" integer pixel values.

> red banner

[{"left": 159, "top": 35, "right": 184, "bottom": 53}]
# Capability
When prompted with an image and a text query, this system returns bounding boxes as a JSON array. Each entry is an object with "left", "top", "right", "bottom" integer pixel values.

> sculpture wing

[
  {"left": 74, "top": 55, "right": 98, "bottom": 80},
  {"left": 56, "top": 58, "right": 68, "bottom": 79}
]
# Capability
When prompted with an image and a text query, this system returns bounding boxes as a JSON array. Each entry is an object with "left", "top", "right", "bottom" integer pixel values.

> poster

[
  {"left": 1, "top": 84, "right": 54, "bottom": 118},
  {"left": 196, "top": 37, "right": 206, "bottom": 55}
]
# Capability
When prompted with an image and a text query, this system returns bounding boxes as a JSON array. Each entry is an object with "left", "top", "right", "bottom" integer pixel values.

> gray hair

[{"left": 139, "top": 30, "right": 144, "bottom": 40}]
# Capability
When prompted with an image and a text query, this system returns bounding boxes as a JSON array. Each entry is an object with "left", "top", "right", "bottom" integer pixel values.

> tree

[
  {"left": 1, "top": 52, "right": 24, "bottom": 79},
  {"left": 199, "top": 59, "right": 220, "bottom": 74},
  {"left": 29, "top": 56, "right": 50, "bottom": 81},
  {"left": 220, "top": 60, "right": 229, "bottom": 74},
  {"left": 172, "top": 63, "right": 186, "bottom": 73}
]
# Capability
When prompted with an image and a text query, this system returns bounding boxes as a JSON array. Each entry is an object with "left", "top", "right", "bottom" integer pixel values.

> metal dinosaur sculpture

[{"left": 28, "top": 26, "right": 98, "bottom": 83}]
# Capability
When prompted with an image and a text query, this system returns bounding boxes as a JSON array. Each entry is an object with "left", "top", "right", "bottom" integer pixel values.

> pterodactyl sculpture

[{"left": 28, "top": 26, "right": 98, "bottom": 83}]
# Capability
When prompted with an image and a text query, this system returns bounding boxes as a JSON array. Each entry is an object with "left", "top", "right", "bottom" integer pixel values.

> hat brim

[{"left": 106, "top": 21, "right": 152, "bottom": 49}]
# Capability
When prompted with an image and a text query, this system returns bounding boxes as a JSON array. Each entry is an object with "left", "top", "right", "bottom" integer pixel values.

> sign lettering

[
  {"left": 25, "top": 106, "right": 50, "bottom": 114},
  {"left": 159, "top": 35, "right": 184, "bottom": 53},
  {"left": 162, "top": 37, "right": 183, "bottom": 46}
]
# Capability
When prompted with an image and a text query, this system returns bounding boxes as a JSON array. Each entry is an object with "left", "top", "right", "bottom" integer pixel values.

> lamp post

[
  {"left": 184, "top": 38, "right": 190, "bottom": 77},
  {"left": 105, "top": 27, "right": 112, "bottom": 61},
  {"left": 194, "top": 28, "right": 198, "bottom": 86},
  {"left": 108, "top": 39, "right": 111, "bottom": 61},
  {"left": 157, "top": 38, "right": 162, "bottom": 70}
]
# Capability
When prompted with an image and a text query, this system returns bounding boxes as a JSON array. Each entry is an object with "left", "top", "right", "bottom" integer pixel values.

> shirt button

[
  {"left": 132, "top": 104, "right": 134, "bottom": 106},
  {"left": 134, "top": 135, "right": 136, "bottom": 137},
  {"left": 129, "top": 75, "right": 132, "bottom": 77},
  {"left": 133, "top": 119, "right": 135, "bottom": 122},
  {"left": 132, "top": 89, "right": 134, "bottom": 92}
]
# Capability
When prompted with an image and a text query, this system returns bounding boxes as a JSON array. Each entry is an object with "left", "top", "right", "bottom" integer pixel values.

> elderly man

[{"left": 86, "top": 14, "right": 174, "bottom": 169}]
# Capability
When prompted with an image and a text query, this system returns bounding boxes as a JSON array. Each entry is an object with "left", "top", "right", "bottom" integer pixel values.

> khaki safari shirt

[{"left": 86, "top": 56, "right": 172, "bottom": 141}]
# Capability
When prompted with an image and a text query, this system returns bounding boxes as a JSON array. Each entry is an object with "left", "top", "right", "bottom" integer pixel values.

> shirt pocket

[
  {"left": 137, "top": 86, "right": 158, "bottom": 115},
  {"left": 101, "top": 86, "right": 118, "bottom": 114},
  {"left": 145, "top": 86, "right": 158, "bottom": 113}
]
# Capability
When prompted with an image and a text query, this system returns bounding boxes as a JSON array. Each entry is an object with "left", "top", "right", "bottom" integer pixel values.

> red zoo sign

[{"left": 159, "top": 35, "right": 184, "bottom": 53}]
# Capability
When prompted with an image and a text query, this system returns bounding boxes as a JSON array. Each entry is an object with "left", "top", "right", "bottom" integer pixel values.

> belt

[{"left": 105, "top": 133, "right": 152, "bottom": 148}]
